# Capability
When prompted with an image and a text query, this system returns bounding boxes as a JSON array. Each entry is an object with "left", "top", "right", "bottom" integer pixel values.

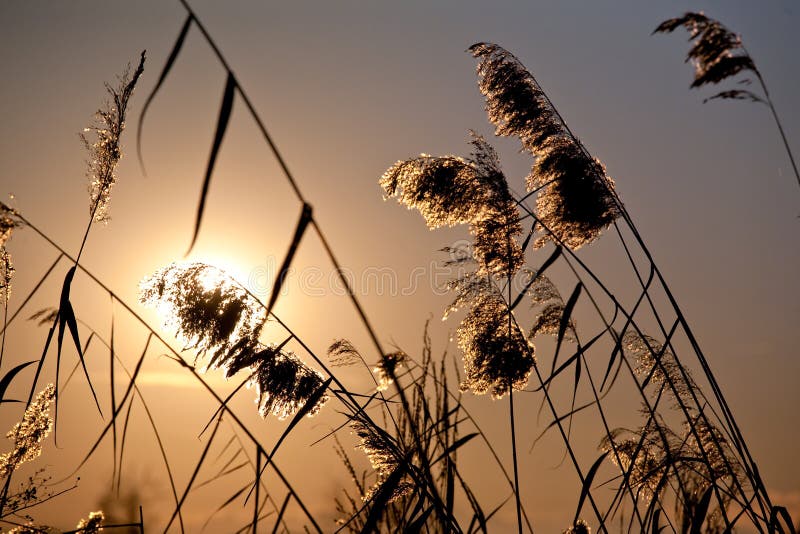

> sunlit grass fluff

[
  {"left": 0, "top": 202, "right": 22, "bottom": 249},
  {"left": 139, "top": 262, "right": 327, "bottom": 419},
  {"left": 0, "top": 249, "right": 13, "bottom": 305},
  {"left": 469, "top": 42, "right": 620, "bottom": 249},
  {"left": 81, "top": 52, "right": 145, "bottom": 223},
  {"left": 381, "top": 133, "right": 523, "bottom": 276},
  {"left": 457, "top": 292, "right": 534, "bottom": 398},
  {"left": 0, "top": 385, "right": 55, "bottom": 479},
  {"left": 653, "top": 12, "right": 761, "bottom": 103}
]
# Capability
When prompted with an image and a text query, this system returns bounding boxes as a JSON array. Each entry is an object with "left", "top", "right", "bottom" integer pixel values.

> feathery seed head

[
  {"left": 0, "top": 248, "right": 13, "bottom": 305},
  {"left": 328, "top": 339, "right": 362, "bottom": 367},
  {"left": 76, "top": 511, "right": 105, "bottom": 533},
  {"left": 81, "top": 52, "right": 145, "bottom": 223},
  {"left": 0, "top": 385, "right": 55, "bottom": 478},
  {"left": 528, "top": 273, "right": 577, "bottom": 340},
  {"left": 654, "top": 12, "right": 762, "bottom": 102},
  {"left": 381, "top": 134, "right": 523, "bottom": 276},
  {"left": 564, "top": 519, "right": 591, "bottom": 534},
  {"left": 0, "top": 202, "right": 22, "bottom": 249},
  {"left": 470, "top": 42, "right": 620, "bottom": 249},
  {"left": 458, "top": 291, "right": 534, "bottom": 398},
  {"left": 140, "top": 262, "right": 327, "bottom": 419},
  {"left": 351, "top": 420, "right": 412, "bottom": 502},
  {"left": 248, "top": 345, "right": 328, "bottom": 419},
  {"left": 373, "top": 351, "right": 407, "bottom": 392},
  {"left": 139, "top": 262, "right": 267, "bottom": 371}
]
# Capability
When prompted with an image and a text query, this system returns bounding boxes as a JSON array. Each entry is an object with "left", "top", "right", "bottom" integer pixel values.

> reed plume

[
  {"left": 351, "top": 419, "right": 413, "bottom": 503},
  {"left": 139, "top": 262, "right": 327, "bottom": 419},
  {"left": 653, "top": 12, "right": 760, "bottom": 102},
  {"left": 0, "top": 249, "right": 13, "bottom": 305},
  {"left": 527, "top": 272, "right": 576, "bottom": 341},
  {"left": 469, "top": 42, "right": 620, "bottom": 249},
  {"left": 81, "top": 52, "right": 145, "bottom": 223},
  {"left": 381, "top": 132, "right": 523, "bottom": 276},
  {"left": 0, "top": 203, "right": 21, "bottom": 249},
  {"left": 457, "top": 291, "right": 533, "bottom": 398},
  {"left": 75, "top": 511, "right": 105, "bottom": 534},
  {"left": 563, "top": 519, "right": 591, "bottom": 534},
  {"left": 0, "top": 385, "right": 55, "bottom": 479},
  {"left": 655, "top": 12, "right": 800, "bottom": 189}
]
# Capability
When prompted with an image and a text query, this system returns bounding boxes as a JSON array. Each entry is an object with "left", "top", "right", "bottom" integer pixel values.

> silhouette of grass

[{"left": 0, "top": 5, "right": 796, "bottom": 534}]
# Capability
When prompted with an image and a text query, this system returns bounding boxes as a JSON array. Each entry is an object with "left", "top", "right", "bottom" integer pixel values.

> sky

[{"left": 0, "top": 0, "right": 798, "bottom": 531}]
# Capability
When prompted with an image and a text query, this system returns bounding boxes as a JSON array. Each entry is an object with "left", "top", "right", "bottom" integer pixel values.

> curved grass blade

[
  {"left": 689, "top": 484, "right": 714, "bottom": 534},
  {"left": 110, "top": 309, "right": 117, "bottom": 486},
  {"left": 0, "top": 360, "right": 36, "bottom": 402},
  {"left": 57, "top": 267, "right": 102, "bottom": 419},
  {"left": 769, "top": 505, "right": 797, "bottom": 534},
  {"left": 551, "top": 282, "right": 582, "bottom": 375},
  {"left": 246, "top": 377, "right": 332, "bottom": 503},
  {"left": 270, "top": 493, "right": 292, "bottom": 534},
  {"left": 529, "top": 400, "right": 598, "bottom": 451},
  {"left": 431, "top": 433, "right": 478, "bottom": 465},
  {"left": 265, "top": 203, "right": 312, "bottom": 318},
  {"left": 573, "top": 451, "right": 608, "bottom": 526},
  {"left": 651, "top": 507, "right": 662, "bottom": 534},
  {"left": 600, "top": 329, "right": 623, "bottom": 392},
  {"left": 67, "top": 333, "right": 152, "bottom": 477},
  {"left": 165, "top": 413, "right": 223, "bottom": 532},
  {"left": 509, "top": 245, "right": 562, "bottom": 311},
  {"left": 201, "top": 481, "right": 250, "bottom": 531},
  {"left": 186, "top": 72, "right": 236, "bottom": 254},
  {"left": 537, "top": 330, "right": 603, "bottom": 391},
  {"left": 406, "top": 505, "right": 435, "bottom": 533},
  {"left": 137, "top": 13, "right": 194, "bottom": 176}
]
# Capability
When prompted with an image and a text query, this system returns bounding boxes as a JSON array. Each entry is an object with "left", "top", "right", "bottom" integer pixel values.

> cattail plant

[{"left": 655, "top": 12, "right": 800, "bottom": 189}]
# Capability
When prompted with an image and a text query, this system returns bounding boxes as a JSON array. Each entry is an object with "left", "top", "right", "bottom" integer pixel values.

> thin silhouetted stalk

[
  {"left": 512, "top": 198, "right": 755, "bottom": 529},
  {"left": 509, "top": 389, "right": 523, "bottom": 534},
  {"left": 13, "top": 214, "right": 323, "bottom": 532},
  {"left": 754, "top": 69, "right": 800, "bottom": 188}
]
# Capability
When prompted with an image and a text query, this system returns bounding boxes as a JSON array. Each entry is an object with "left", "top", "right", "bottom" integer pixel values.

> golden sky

[{"left": 0, "top": 1, "right": 798, "bottom": 531}]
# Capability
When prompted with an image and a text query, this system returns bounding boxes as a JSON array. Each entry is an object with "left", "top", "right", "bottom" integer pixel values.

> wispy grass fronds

[
  {"left": 458, "top": 291, "right": 533, "bottom": 398},
  {"left": 246, "top": 344, "right": 328, "bottom": 419},
  {"left": 139, "top": 262, "right": 267, "bottom": 371},
  {"left": 381, "top": 133, "right": 523, "bottom": 275},
  {"left": 0, "top": 203, "right": 22, "bottom": 249},
  {"left": 0, "top": 385, "right": 55, "bottom": 478},
  {"left": 81, "top": 52, "right": 145, "bottom": 223},
  {"left": 469, "top": 42, "right": 620, "bottom": 249},
  {"left": 601, "top": 420, "right": 673, "bottom": 503},
  {"left": 653, "top": 13, "right": 759, "bottom": 101},
  {"left": 0, "top": 249, "right": 13, "bottom": 305},
  {"left": 140, "top": 262, "right": 327, "bottom": 419},
  {"left": 374, "top": 351, "right": 407, "bottom": 392},
  {"left": 327, "top": 339, "right": 362, "bottom": 367},
  {"left": 351, "top": 420, "right": 413, "bottom": 503},
  {"left": 74, "top": 511, "right": 105, "bottom": 533},
  {"left": 563, "top": 518, "right": 591, "bottom": 534},
  {"left": 623, "top": 331, "right": 696, "bottom": 404},
  {"left": 655, "top": 12, "right": 800, "bottom": 190},
  {"left": 527, "top": 272, "right": 576, "bottom": 341}
]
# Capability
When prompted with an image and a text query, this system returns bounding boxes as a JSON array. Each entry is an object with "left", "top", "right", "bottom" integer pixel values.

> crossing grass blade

[
  {"left": 186, "top": 72, "right": 236, "bottom": 254},
  {"left": 265, "top": 203, "right": 312, "bottom": 318}
]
